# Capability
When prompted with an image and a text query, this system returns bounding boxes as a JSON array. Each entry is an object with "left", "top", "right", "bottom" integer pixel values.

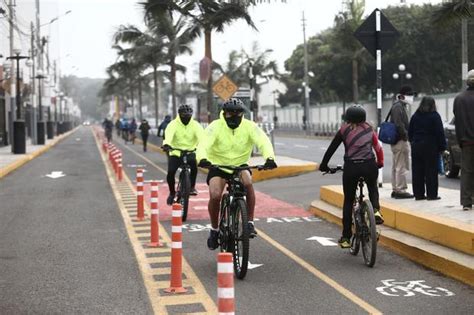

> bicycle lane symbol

[{"left": 376, "top": 279, "right": 455, "bottom": 297}]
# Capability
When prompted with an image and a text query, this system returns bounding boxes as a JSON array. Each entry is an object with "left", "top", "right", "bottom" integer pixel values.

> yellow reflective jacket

[
  {"left": 196, "top": 113, "right": 275, "bottom": 170},
  {"left": 163, "top": 117, "right": 204, "bottom": 157}
]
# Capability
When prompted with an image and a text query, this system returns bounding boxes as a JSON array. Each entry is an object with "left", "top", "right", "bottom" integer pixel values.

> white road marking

[
  {"left": 45, "top": 171, "right": 66, "bottom": 179},
  {"left": 306, "top": 236, "right": 338, "bottom": 246},
  {"left": 294, "top": 144, "right": 309, "bottom": 148}
]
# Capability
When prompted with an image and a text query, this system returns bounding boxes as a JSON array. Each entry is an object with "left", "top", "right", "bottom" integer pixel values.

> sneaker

[
  {"left": 207, "top": 229, "right": 219, "bottom": 250},
  {"left": 248, "top": 222, "right": 257, "bottom": 238},
  {"left": 166, "top": 193, "right": 175, "bottom": 206},
  {"left": 374, "top": 210, "right": 384, "bottom": 225},
  {"left": 392, "top": 191, "right": 414, "bottom": 199},
  {"left": 338, "top": 237, "right": 351, "bottom": 249},
  {"left": 463, "top": 205, "right": 472, "bottom": 211},
  {"left": 189, "top": 188, "right": 198, "bottom": 196}
]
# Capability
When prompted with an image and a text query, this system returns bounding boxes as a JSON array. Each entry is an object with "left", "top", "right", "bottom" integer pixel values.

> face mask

[
  {"left": 404, "top": 95, "right": 414, "bottom": 105},
  {"left": 180, "top": 115, "right": 191, "bottom": 125},
  {"left": 224, "top": 115, "right": 243, "bottom": 129}
]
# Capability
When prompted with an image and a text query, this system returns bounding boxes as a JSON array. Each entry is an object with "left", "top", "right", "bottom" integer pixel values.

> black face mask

[
  {"left": 224, "top": 115, "right": 242, "bottom": 129},
  {"left": 180, "top": 115, "right": 191, "bottom": 125}
]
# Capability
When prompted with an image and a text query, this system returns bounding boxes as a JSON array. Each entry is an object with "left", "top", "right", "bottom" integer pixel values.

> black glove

[
  {"left": 264, "top": 158, "right": 277, "bottom": 169},
  {"left": 162, "top": 144, "right": 171, "bottom": 152},
  {"left": 319, "top": 163, "right": 329, "bottom": 172},
  {"left": 198, "top": 159, "right": 212, "bottom": 168}
]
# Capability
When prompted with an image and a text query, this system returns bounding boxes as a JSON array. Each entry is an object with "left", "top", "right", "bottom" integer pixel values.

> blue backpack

[{"left": 378, "top": 109, "right": 399, "bottom": 144}]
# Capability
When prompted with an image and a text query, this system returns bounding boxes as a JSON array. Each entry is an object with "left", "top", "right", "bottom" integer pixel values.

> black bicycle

[
  {"left": 166, "top": 146, "right": 196, "bottom": 222},
  {"left": 327, "top": 166, "right": 377, "bottom": 267},
  {"left": 212, "top": 164, "right": 267, "bottom": 279}
]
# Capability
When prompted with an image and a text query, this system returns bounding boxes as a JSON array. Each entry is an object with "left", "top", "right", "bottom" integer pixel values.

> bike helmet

[
  {"left": 345, "top": 105, "right": 366, "bottom": 124},
  {"left": 222, "top": 98, "right": 244, "bottom": 113},
  {"left": 178, "top": 104, "right": 193, "bottom": 115}
]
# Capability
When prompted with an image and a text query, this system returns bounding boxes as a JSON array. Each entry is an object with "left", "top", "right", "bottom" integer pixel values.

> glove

[
  {"left": 198, "top": 159, "right": 212, "bottom": 168},
  {"left": 319, "top": 163, "right": 329, "bottom": 172},
  {"left": 264, "top": 158, "right": 277, "bottom": 169},
  {"left": 162, "top": 144, "right": 171, "bottom": 152}
]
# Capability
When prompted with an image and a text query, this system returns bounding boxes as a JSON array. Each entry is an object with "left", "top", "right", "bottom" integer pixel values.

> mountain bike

[
  {"left": 167, "top": 147, "right": 196, "bottom": 222},
  {"left": 326, "top": 166, "right": 378, "bottom": 267},
  {"left": 211, "top": 164, "right": 267, "bottom": 280}
]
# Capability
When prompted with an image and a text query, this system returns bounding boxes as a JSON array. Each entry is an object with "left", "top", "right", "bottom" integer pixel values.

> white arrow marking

[
  {"left": 46, "top": 171, "right": 66, "bottom": 179},
  {"left": 238, "top": 257, "right": 263, "bottom": 270},
  {"left": 75, "top": 138, "right": 81, "bottom": 141},
  {"left": 306, "top": 236, "right": 338, "bottom": 246}
]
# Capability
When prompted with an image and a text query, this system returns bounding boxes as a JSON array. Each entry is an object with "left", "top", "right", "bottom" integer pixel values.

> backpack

[{"left": 378, "top": 109, "right": 399, "bottom": 144}]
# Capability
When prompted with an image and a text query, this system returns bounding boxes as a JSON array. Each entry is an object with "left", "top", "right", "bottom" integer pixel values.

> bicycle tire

[
  {"left": 349, "top": 210, "right": 360, "bottom": 256},
  {"left": 180, "top": 170, "right": 191, "bottom": 222},
  {"left": 219, "top": 194, "right": 230, "bottom": 252},
  {"left": 360, "top": 200, "right": 377, "bottom": 267},
  {"left": 231, "top": 198, "right": 249, "bottom": 279}
]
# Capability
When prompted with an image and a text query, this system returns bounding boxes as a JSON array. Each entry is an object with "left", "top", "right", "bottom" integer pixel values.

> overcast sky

[{"left": 3, "top": 0, "right": 441, "bottom": 81}]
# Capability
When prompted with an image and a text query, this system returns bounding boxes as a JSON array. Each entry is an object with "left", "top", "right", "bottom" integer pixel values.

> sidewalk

[{"left": 310, "top": 184, "right": 474, "bottom": 286}]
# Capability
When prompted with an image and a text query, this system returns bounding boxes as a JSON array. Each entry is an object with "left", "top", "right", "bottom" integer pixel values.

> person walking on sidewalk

[
  {"left": 408, "top": 96, "right": 446, "bottom": 201},
  {"left": 319, "top": 105, "right": 384, "bottom": 249},
  {"left": 129, "top": 118, "right": 138, "bottom": 144},
  {"left": 390, "top": 85, "right": 415, "bottom": 199},
  {"left": 162, "top": 105, "right": 204, "bottom": 205},
  {"left": 139, "top": 119, "right": 151, "bottom": 152},
  {"left": 453, "top": 69, "right": 474, "bottom": 211}
]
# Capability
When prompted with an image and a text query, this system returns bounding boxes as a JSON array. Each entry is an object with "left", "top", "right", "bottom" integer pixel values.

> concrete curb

[
  {"left": 319, "top": 185, "right": 474, "bottom": 256},
  {"left": 0, "top": 127, "right": 80, "bottom": 179},
  {"left": 140, "top": 140, "right": 317, "bottom": 183},
  {"left": 310, "top": 200, "right": 474, "bottom": 287}
]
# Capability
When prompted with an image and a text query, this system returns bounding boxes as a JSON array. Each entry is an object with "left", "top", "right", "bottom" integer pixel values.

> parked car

[{"left": 443, "top": 118, "right": 461, "bottom": 178}]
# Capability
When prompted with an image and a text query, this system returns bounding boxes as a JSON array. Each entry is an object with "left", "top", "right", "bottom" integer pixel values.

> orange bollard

[
  {"left": 117, "top": 155, "right": 123, "bottom": 181},
  {"left": 136, "top": 169, "right": 145, "bottom": 221},
  {"left": 218, "top": 253, "right": 234, "bottom": 314},
  {"left": 164, "top": 203, "right": 187, "bottom": 294},
  {"left": 147, "top": 181, "right": 163, "bottom": 247}
]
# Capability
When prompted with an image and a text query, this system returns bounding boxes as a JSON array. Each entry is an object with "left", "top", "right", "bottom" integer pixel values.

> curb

[
  {"left": 0, "top": 127, "right": 80, "bottom": 179},
  {"left": 319, "top": 185, "right": 474, "bottom": 256},
  {"left": 309, "top": 200, "right": 474, "bottom": 287}
]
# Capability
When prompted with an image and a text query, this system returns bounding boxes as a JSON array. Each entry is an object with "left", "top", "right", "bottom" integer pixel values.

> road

[{"left": 1, "top": 127, "right": 471, "bottom": 314}]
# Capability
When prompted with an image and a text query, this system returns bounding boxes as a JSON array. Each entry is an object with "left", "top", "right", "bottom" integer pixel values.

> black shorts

[{"left": 206, "top": 165, "right": 251, "bottom": 185}]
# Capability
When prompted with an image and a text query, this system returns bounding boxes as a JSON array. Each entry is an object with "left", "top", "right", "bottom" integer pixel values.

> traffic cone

[
  {"left": 147, "top": 181, "right": 163, "bottom": 247},
  {"left": 164, "top": 203, "right": 187, "bottom": 293},
  {"left": 218, "top": 252, "right": 234, "bottom": 314},
  {"left": 136, "top": 168, "right": 145, "bottom": 221},
  {"left": 117, "top": 154, "right": 123, "bottom": 181}
]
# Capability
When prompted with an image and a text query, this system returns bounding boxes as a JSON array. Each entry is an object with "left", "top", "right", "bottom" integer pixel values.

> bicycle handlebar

[
  {"left": 209, "top": 164, "right": 269, "bottom": 172},
  {"left": 163, "top": 146, "right": 196, "bottom": 154}
]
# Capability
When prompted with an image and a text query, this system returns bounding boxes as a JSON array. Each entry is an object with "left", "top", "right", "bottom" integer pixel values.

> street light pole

[
  {"left": 392, "top": 63, "right": 412, "bottom": 90},
  {"left": 302, "top": 11, "right": 310, "bottom": 134},
  {"left": 35, "top": 71, "right": 46, "bottom": 144}
]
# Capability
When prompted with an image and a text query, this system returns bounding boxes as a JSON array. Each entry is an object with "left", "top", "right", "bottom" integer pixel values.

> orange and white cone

[
  {"left": 164, "top": 203, "right": 187, "bottom": 293},
  {"left": 218, "top": 253, "right": 234, "bottom": 315},
  {"left": 136, "top": 168, "right": 145, "bottom": 221},
  {"left": 147, "top": 181, "right": 163, "bottom": 247},
  {"left": 117, "top": 155, "right": 123, "bottom": 181}
]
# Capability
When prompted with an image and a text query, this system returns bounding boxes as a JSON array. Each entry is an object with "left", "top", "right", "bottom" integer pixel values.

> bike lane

[{"left": 113, "top": 137, "right": 474, "bottom": 314}]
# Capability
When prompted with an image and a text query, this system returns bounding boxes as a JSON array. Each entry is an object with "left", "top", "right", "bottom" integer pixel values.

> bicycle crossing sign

[{"left": 213, "top": 74, "right": 238, "bottom": 100}]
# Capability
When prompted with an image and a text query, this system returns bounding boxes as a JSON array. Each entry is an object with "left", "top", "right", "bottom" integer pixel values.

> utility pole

[
  {"left": 30, "top": 21, "right": 37, "bottom": 145},
  {"left": 8, "top": 0, "right": 14, "bottom": 147},
  {"left": 302, "top": 11, "right": 311, "bottom": 135}
]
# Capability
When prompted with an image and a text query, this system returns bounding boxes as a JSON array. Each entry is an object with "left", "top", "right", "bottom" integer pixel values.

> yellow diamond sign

[{"left": 213, "top": 74, "right": 238, "bottom": 101}]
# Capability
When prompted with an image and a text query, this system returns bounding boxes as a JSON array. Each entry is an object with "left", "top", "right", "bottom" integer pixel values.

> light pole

[
  {"left": 35, "top": 71, "right": 46, "bottom": 144},
  {"left": 392, "top": 64, "right": 412, "bottom": 90},
  {"left": 7, "top": 49, "right": 29, "bottom": 154},
  {"left": 58, "top": 92, "right": 64, "bottom": 134}
]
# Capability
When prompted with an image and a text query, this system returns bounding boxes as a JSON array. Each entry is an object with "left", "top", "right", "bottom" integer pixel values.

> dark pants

[
  {"left": 141, "top": 133, "right": 148, "bottom": 151},
  {"left": 411, "top": 143, "right": 438, "bottom": 199},
  {"left": 461, "top": 144, "right": 474, "bottom": 207},
  {"left": 342, "top": 159, "right": 379, "bottom": 239},
  {"left": 167, "top": 154, "right": 197, "bottom": 194}
]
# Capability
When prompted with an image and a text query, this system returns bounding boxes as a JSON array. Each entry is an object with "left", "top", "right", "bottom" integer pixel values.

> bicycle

[
  {"left": 326, "top": 166, "right": 378, "bottom": 267},
  {"left": 210, "top": 164, "right": 267, "bottom": 279},
  {"left": 165, "top": 146, "right": 196, "bottom": 222}
]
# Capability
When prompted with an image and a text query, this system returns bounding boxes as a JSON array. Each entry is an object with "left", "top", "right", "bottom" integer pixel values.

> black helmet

[
  {"left": 222, "top": 98, "right": 244, "bottom": 113},
  {"left": 178, "top": 104, "right": 193, "bottom": 115},
  {"left": 345, "top": 105, "right": 366, "bottom": 124}
]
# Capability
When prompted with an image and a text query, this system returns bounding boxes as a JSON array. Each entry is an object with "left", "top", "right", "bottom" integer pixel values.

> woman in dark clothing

[
  {"left": 139, "top": 119, "right": 151, "bottom": 152},
  {"left": 408, "top": 96, "right": 447, "bottom": 200}
]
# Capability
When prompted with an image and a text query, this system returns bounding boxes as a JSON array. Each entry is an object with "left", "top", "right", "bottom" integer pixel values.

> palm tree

[{"left": 433, "top": 0, "right": 473, "bottom": 87}]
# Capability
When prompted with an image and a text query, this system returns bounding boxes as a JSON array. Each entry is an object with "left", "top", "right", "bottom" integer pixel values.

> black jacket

[
  {"left": 453, "top": 87, "right": 474, "bottom": 146},
  {"left": 408, "top": 111, "right": 446, "bottom": 152}
]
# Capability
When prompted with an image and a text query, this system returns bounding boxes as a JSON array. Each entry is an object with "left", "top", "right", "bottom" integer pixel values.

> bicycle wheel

[
  {"left": 230, "top": 198, "right": 249, "bottom": 279},
  {"left": 179, "top": 170, "right": 191, "bottom": 222},
  {"left": 349, "top": 210, "right": 360, "bottom": 256},
  {"left": 219, "top": 194, "right": 231, "bottom": 252},
  {"left": 360, "top": 200, "right": 377, "bottom": 267}
]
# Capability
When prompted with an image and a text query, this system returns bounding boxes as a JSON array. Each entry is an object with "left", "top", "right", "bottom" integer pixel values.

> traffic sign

[
  {"left": 213, "top": 74, "right": 238, "bottom": 100},
  {"left": 354, "top": 9, "right": 399, "bottom": 58}
]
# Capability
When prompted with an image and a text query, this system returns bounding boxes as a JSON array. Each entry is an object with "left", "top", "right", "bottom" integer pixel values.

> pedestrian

[
  {"left": 408, "top": 96, "right": 446, "bottom": 201},
  {"left": 115, "top": 119, "right": 121, "bottom": 137},
  {"left": 129, "top": 118, "right": 137, "bottom": 144},
  {"left": 453, "top": 69, "right": 474, "bottom": 211},
  {"left": 390, "top": 85, "right": 415, "bottom": 199},
  {"left": 121, "top": 119, "right": 129, "bottom": 143},
  {"left": 103, "top": 118, "right": 114, "bottom": 142},
  {"left": 139, "top": 119, "right": 151, "bottom": 152},
  {"left": 158, "top": 115, "right": 171, "bottom": 139}
]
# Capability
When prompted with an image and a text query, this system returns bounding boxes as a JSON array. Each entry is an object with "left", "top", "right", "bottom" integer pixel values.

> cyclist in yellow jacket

[
  {"left": 162, "top": 104, "right": 204, "bottom": 205},
  {"left": 197, "top": 98, "right": 277, "bottom": 250}
]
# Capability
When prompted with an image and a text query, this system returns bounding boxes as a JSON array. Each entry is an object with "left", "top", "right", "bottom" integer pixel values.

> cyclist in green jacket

[
  {"left": 197, "top": 98, "right": 277, "bottom": 250},
  {"left": 162, "top": 105, "right": 204, "bottom": 205}
]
